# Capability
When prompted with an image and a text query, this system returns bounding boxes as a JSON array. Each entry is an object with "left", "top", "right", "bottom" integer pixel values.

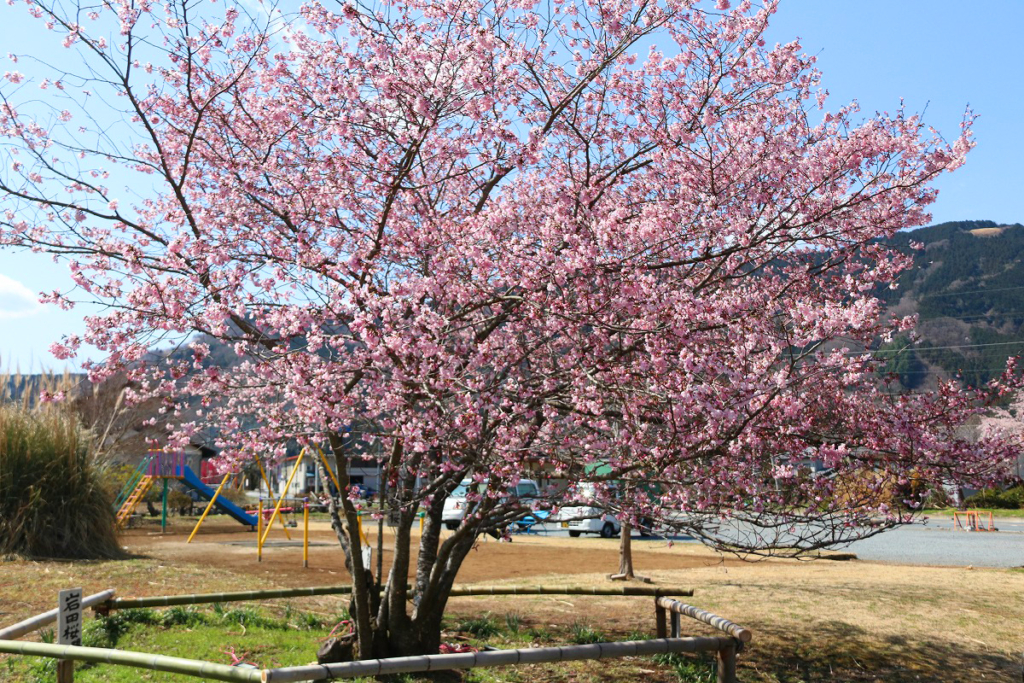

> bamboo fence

[
  {"left": 0, "top": 634, "right": 741, "bottom": 683},
  {"left": 101, "top": 585, "right": 360, "bottom": 610},
  {"left": 1, "top": 584, "right": 745, "bottom": 683},
  {"left": 0, "top": 640, "right": 262, "bottom": 682},
  {"left": 655, "top": 597, "right": 752, "bottom": 642},
  {"left": 261, "top": 636, "right": 738, "bottom": 682},
  {"left": 101, "top": 583, "right": 693, "bottom": 611},
  {"left": 446, "top": 584, "right": 694, "bottom": 597},
  {"left": 0, "top": 589, "right": 115, "bottom": 641}
]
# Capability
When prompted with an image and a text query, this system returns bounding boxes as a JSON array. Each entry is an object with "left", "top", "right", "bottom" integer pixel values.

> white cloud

[{"left": 0, "top": 273, "right": 42, "bottom": 319}]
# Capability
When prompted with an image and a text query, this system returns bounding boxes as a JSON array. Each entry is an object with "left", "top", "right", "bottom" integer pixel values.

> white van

[
  {"left": 442, "top": 479, "right": 540, "bottom": 530},
  {"left": 557, "top": 482, "right": 621, "bottom": 538}
]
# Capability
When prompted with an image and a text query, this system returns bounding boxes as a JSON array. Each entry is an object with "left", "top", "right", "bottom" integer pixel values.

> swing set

[{"left": 186, "top": 445, "right": 378, "bottom": 568}]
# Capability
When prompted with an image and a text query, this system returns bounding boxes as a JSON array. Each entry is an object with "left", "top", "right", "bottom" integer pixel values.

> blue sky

[{"left": 1, "top": 0, "right": 1022, "bottom": 370}]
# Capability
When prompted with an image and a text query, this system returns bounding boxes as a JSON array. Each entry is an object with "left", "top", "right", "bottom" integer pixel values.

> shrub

[
  {"left": 91, "top": 608, "right": 162, "bottom": 648},
  {"left": 220, "top": 607, "right": 280, "bottom": 629},
  {"left": 0, "top": 401, "right": 123, "bottom": 559},
  {"left": 161, "top": 606, "right": 208, "bottom": 627},
  {"left": 295, "top": 611, "right": 327, "bottom": 630},
  {"left": 965, "top": 485, "right": 1024, "bottom": 509}
]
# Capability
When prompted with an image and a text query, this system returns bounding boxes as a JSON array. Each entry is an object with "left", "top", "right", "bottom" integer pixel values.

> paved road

[
  {"left": 838, "top": 517, "right": 1024, "bottom": 568},
  {"left": 530, "top": 517, "right": 1024, "bottom": 568}
]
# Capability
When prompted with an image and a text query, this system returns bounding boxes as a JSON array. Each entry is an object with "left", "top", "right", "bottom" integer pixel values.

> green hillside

[{"left": 877, "top": 220, "right": 1024, "bottom": 389}]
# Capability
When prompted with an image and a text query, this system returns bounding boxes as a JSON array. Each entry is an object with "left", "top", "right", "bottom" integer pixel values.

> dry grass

[
  {"left": 446, "top": 540, "right": 1024, "bottom": 682},
  {"left": 968, "top": 227, "right": 1008, "bottom": 237},
  {"left": 0, "top": 399, "right": 123, "bottom": 559}
]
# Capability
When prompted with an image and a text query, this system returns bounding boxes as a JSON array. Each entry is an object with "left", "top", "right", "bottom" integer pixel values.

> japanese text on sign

[{"left": 58, "top": 588, "right": 83, "bottom": 646}]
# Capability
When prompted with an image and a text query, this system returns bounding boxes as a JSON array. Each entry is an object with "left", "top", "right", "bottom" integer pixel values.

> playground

[{"left": 2, "top": 510, "right": 1023, "bottom": 682}]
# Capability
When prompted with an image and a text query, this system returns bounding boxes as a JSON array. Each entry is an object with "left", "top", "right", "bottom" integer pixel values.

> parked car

[
  {"left": 353, "top": 485, "right": 376, "bottom": 501},
  {"left": 556, "top": 482, "right": 622, "bottom": 538},
  {"left": 442, "top": 479, "right": 540, "bottom": 530}
]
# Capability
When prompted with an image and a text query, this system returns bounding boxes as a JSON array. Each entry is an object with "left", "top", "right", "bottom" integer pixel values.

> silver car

[{"left": 442, "top": 479, "right": 540, "bottom": 530}]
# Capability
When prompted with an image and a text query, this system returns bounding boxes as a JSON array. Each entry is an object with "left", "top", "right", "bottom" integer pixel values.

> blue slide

[{"left": 178, "top": 466, "right": 258, "bottom": 527}]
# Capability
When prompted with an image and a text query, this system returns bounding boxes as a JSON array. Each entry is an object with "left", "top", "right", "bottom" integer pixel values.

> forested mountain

[{"left": 876, "top": 220, "right": 1024, "bottom": 389}]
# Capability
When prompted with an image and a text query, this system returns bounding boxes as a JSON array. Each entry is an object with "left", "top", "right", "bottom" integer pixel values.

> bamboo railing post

[
  {"left": 56, "top": 659, "right": 73, "bottom": 683},
  {"left": 717, "top": 640, "right": 737, "bottom": 683},
  {"left": 670, "top": 611, "right": 680, "bottom": 638},
  {"left": 655, "top": 599, "right": 667, "bottom": 639}
]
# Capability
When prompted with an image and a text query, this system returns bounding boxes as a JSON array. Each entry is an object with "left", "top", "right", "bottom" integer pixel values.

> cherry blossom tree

[
  {"left": 979, "top": 390, "right": 1024, "bottom": 482},
  {"left": 2, "top": 0, "right": 1020, "bottom": 657}
]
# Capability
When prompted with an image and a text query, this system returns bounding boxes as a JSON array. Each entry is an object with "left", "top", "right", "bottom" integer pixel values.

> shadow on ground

[{"left": 742, "top": 618, "right": 1020, "bottom": 682}]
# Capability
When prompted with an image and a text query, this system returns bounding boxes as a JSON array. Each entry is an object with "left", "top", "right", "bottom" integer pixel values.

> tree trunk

[
  {"left": 617, "top": 520, "right": 635, "bottom": 578},
  {"left": 609, "top": 520, "right": 650, "bottom": 582},
  {"left": 318, "top": 438, "right": 378, "bottom": 661},
  {"left": 318, "top": 452, "right": 507, "bottom": 660}
]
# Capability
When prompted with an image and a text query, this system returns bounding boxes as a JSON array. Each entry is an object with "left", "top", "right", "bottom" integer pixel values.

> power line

[
  {"left": 921, "top": 311, "right": 1024, "bottom": 322},
  {"left": 869, "top": 340, "right": 1024, "bottom": 354},
  {"left": 894, "top": 367, "right": 1014, "bottom": 376},
  {"left": 918, "top": 284, "right": 1024, "bottom": 299}
]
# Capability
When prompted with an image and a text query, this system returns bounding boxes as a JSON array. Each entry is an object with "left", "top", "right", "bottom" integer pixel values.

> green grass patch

[
  {"left": 654, "top": 652, "right": 718, "bottom": 682},
  {"left": 2, "top": 604, "right": 341, "bottom": 683},
  {"left": 457, "top": 614, "right": 500, "bottom": 639},
  {"left": 921, "top": 507, "right": 1024, "bottom": 519},
  {"left": 503, "top": 611, "right": 522, "bottom": 634},
  {"left": 568, "top": 620, "right": 605, "bottom": 645}
]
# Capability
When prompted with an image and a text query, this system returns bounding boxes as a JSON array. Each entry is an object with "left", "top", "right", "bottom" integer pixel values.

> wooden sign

[
  {"left": 58, "top": 588, "right": 83, "bottom": 682},
  {"left": 58, "top": 588, "right": 83, "bottom": 646}
]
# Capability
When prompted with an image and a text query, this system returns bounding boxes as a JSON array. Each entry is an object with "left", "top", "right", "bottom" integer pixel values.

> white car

[
  {"left": 559, "top": 505, "right": 621, "bottom": 538},
  {"left": 556, "top": 482, "right": 621, "bottom": 538},
  {"left": 442, "top": 479, "right": 540, "bottom": 530}
]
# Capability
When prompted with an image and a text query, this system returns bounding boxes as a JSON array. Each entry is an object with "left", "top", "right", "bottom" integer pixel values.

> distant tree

[
  {"left": 2, "top": 0, "right": 1020, "bottom": 658},
  {"left": 876, "top": 336, "right": 927, "bottom": 390}
]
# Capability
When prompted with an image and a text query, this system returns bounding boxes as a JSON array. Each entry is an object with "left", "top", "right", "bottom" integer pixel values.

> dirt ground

[{"left": 119, "top": 516, "right": 757, "bottom": 586}]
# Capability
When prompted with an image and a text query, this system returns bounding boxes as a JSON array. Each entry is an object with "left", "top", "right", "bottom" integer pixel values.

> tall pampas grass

[{"left": 0, "top": 371, "right": 123, "bottom": 559}]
